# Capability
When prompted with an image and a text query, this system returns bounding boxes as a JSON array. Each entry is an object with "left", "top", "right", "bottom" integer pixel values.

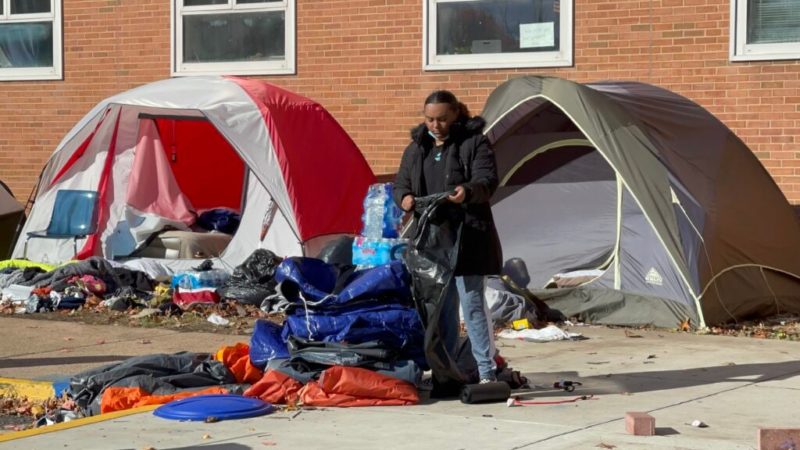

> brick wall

[{"left": 0, "top": 0, "right": 798, "bottom": 202}]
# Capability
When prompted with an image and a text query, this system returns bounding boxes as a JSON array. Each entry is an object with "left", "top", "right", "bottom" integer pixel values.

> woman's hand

[
  {"left": 448, "top": 185, "right": 466, "bottom": 204},
  {"left": 401, "top": 194, "right": 416, "bottom": 211}
]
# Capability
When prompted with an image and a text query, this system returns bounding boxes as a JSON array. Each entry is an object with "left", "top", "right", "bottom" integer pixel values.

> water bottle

[
  {"left": 361, "top": 184, "right": 385, "bottom": 239},
  {"left": 362, "top": 184, "right": 385, "bottom": 209},
  {"left": 352, "top": 236, "right": 378, "bottom": 268},
  {"left": 363, "top": 204, "right": 385, "bottom": 239},
  {"left": 383, "top": 201, "right": 403, "bottom": 238},
  {"left": 376, "top": 239, "right": 391, "bottom": 265}
]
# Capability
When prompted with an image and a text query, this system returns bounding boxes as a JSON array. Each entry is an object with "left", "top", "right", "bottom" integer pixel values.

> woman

[{"left": 393, "top": 90, "right": 503, "bottom": 383}]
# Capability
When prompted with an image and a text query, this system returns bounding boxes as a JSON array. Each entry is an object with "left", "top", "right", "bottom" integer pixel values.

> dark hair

[{"left": 424, "top": 90, "right": 471, "bottom": 122}]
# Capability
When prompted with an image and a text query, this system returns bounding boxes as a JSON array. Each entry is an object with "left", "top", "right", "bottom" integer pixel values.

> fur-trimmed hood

[{"left": 410, "top": 116, "right": 487, "bottom": 144}]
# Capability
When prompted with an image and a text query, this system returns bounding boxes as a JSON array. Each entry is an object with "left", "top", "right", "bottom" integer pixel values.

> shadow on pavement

[
  {"left": 0, "top": 355, "right": 133, "bottom": 369},
  {"left": 519, "top": 360, "right": 800, "bottom": 398}
]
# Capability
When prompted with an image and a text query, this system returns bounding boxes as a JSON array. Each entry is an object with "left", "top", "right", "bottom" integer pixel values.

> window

[
  {"left": 172, "top": 0, "right": 295, "bottom": 76},
  {"left": 0, "top": 0, "right": 62, "bottom": 81},
  {"left": 731, "top": 0, "right": 800, "bottom": 61},
  {"left": 424, "top": 0, "right": 572, "bottom": 71}
]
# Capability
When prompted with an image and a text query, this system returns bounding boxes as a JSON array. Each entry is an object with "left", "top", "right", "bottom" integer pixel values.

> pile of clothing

[{"left": 0, "top": 257, "right": 157, "bottom": 313}]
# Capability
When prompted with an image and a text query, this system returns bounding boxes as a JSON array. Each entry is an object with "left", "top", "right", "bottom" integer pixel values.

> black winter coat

[{"left": 393, "top": 116, "right": 503, "bottom": 276}]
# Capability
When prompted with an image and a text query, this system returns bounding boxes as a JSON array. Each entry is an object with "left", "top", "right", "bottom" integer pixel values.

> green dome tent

[{"left": 483, "top": 76, "right": 800, "bottom": 328}]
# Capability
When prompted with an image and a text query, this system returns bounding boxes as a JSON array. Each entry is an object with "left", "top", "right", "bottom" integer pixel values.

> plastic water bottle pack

[
  {"left": 351, "top": 236, "right": 408, "bottom": 269},
  {"left": 171, "top": 269, "right": 230, "bottom": 290},
  {"left": 361, "top": 183, "right": 403, "bottom": 239},
  {"left": 353, "top": 182, "right": 408, "bottom": 269}
]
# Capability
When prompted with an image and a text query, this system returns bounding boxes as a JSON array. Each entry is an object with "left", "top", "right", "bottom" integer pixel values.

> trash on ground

[
  {"left": 207, "top": 313, "right": 230, "bottom": 326},
  {"left": 498, "top": 325, "right": 582, "bottom": 342}
]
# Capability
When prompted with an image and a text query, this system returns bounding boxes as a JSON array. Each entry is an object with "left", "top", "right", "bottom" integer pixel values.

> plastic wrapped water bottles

[
  {"left": 382, "top": 183, "right": 404, "bottom": 239},
  {"left": 171, "top": 269, "right": 230, "bottom": 290},
  {"left": 352, "top": 236, "right": 409, "bottom": 269},
  {"left": 362, "top": 184, "right": 385, "bottom": 239},
  {"left": 361, "top": 183, "right": 403, "bottom": 239},
  {"left": 354, "top": 183, "right": 407, "bottom": 269}
]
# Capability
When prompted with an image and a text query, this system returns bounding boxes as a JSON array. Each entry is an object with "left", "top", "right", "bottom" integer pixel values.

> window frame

[
  {"left": 423, "top": 0, "right": 573, "bottom": 71},
  {"left": 171, "top": 0, "right": 295, "bottom": 76},
  {"left": 0, "top": 0, "right": 62, "bottom": 81},
  {"left": 730, "top": 0, "right": 800, "bottom": 61}
]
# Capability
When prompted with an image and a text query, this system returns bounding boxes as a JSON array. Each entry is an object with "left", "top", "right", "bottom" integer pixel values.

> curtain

[
  {"left": 0, "top": 22, "right": 52, "bottom": 68},
  {"left": 747, "top": 0, "right": 800, "bottom": 44}
]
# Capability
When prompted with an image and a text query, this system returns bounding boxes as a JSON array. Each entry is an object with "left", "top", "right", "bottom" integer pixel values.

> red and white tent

[{"left": 14, "top": 76, "right": 375, "bottom": 270}]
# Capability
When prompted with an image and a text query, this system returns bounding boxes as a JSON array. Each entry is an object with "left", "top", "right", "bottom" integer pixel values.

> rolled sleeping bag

[{"left": 460, "top": 382, "right": 511, "bottom": 404}]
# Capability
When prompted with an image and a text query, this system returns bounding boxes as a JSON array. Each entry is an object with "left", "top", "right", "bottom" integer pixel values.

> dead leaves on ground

[{"left": 0, "top": 393, "right": 77, "bottom": 431}]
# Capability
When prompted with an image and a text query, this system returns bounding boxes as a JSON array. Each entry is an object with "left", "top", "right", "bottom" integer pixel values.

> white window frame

[
  {"left": 423, "top": 0, "right": 572, "bottom": 71},
  {"left": 171, "top": 0, "right": 295, "bottom": 76},
  {"left": 730, "top": 0, "right": 800, "bottom": 61},
  {"left": 0, "top": 0, "right": 62, "bottom": 81}
]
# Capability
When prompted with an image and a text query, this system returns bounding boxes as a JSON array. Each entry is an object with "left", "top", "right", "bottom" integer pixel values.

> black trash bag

[
  {"left": 315, "top": 236, "right": 355, "bottom": 266},
  {"left": 218, "top": 249, "right": 283, "bottom": 305},
  {"left": 499, "top": 274, "right": 566, "bottom": 324},
  {"left": 196, "top": 208, "right": 241, "bottom": 234},
  {"left": 453, "top": 337, "right": 529, "bottom": 390},
  {"left": 502, "top": 258, "right": 531, "bottom": 288},
  {"left": 286, "top": 336, "right": 397, "bottom": 372},
  {"left": 404, "top": 192, "right": 468, "bottom": 390}
]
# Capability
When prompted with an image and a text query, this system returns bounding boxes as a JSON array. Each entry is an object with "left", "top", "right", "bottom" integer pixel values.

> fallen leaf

[
  {"left": 61, "top": 399, "right": 77, "bottom": 410},
  {"left": 205, "top": 416, "right": 219, "bottom": 423},
  {"left": 596, "top": 443, "right": 616, "bottom": 449},
  {"left": 63, "top": 336, "right": 74, "bottom": 341},
  {"left": 96, "top": 339, "right": 106, "bottom": 345},
  {"left": 646, "top": 354, "right": 656, "bottom": 359},
  {"left": 262, "top": 442, "right": 277, "bottom": 446},
  {"left": 141, "top": 447, "right": 156, "bottom": 450},
  {"left": 202, "top": 433, "right": 212, "bottom": 439},
  {"left": 678, "top": 318, "right": 692, "bottom": 332},
  {"left": 139, "top": 339, "right": 151, "bottom": 344},
  {"left": 235, "top": 305, "right": 247, "bottom": 317}
]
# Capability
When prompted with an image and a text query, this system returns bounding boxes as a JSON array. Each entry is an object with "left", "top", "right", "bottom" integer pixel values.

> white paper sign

[{"left": 520, "top": 22, "right": 554, "bottom": 48}]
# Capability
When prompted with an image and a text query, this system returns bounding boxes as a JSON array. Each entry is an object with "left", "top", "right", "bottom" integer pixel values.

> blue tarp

[
  {"left": 274, "top": 258, "right": 411, "bottom": 308},
  {"left": 249, "top": 320, "right": 290, "bottom": 370},
  {"left": 282, "top": 303, "right": 426, "bottom": 367},
  {"left": 248, "top": 257, "right": 426, "bottom": 368}
]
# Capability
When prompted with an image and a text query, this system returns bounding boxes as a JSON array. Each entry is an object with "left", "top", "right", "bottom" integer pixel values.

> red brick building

[{"left": 0, "top": 0, "right": 798, "bottom": 203}]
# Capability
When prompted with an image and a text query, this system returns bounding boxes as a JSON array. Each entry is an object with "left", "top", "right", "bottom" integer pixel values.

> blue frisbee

[{"left": 154, "top": 394, "right": 274, "bottom": 421}]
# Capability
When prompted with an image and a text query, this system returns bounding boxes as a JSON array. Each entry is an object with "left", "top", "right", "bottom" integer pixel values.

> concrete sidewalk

[{"left": 1, "top": 316, "right": 798, "bottom": 449}]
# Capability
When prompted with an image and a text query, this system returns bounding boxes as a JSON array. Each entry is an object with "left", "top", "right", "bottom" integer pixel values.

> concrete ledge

[{"left": 0, "top": 377, "right": 57, "bottom": 401}]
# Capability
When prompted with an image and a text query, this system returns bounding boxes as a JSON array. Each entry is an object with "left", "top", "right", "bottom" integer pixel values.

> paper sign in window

[{"left": 520, "top": 22, "right": 554, "bottom": 48}]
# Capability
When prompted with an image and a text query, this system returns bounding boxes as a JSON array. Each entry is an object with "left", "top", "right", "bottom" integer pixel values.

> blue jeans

[{"left": 439, "top": 275, "right": 497, "bottom": 380}]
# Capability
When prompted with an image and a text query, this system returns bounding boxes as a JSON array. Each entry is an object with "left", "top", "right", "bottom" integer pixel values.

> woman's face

[{"left": 424, "top": 102, "right": 458, "bottom": 141}]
